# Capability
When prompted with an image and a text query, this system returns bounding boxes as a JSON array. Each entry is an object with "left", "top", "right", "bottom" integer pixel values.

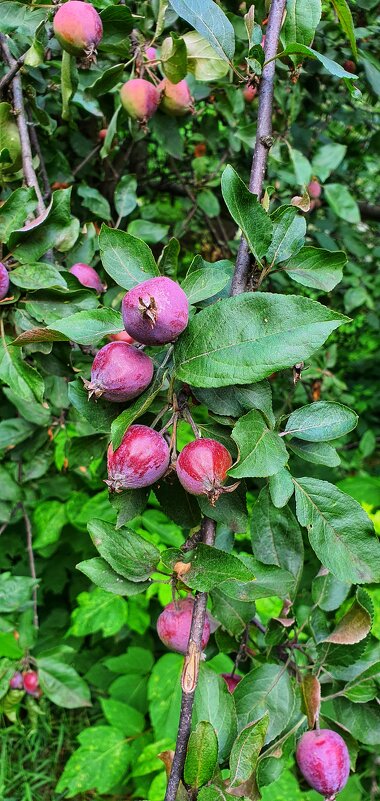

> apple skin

[
  {"left": 23, "top": 670, "right": 39, "bottom": 694},
  {"left": 120, "top": 79, "right": 160, "bottom": 122},
  {"left": 69, "top": 262, "right": 106, "bottom": 293},
  {"left": 122, "top": 276, "right": 189, "bottom": 346},
  {"left": 87, "top": 342, "right": 153, "bottom": 402},
  {"left": 107, "top": 424, "right": 170, "bottom": 491},
  {"left": 176, "top": 439, "right": 232, "bottom": 499},
  {"left": 158, "top": 79, "right": 193, "bottom": 117},
  {"left": 308, "top": 180, "right": 322, "bottom": 199},
  {"left": 0, "top": 263, "right": 10, "bottom": 300},
  {"left": 221, "top": 673, "right": 242, "bottom": 692},
  {"left": 296, "top": 729, "right": 350, "bottom": 798},
  {"left": 53, "top": 1, "right": 103, "bottom": 57},
  {"left": 157, "top": 597, "right": 211, "bottom": 654}
]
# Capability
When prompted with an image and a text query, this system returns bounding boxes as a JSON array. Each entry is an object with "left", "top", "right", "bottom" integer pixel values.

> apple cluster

[{"left": 9, "top": 669, "right": 41, "bottom": 697}]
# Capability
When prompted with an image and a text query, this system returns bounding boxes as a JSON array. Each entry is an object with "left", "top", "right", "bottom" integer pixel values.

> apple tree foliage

[{"left": 0, "top": 0, "right": 379, "bottom": 799}]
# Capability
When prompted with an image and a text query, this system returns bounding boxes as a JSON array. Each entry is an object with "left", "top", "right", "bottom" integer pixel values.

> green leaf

[
  {"left": 251, "top": 487, "right": 303, "bottom": 590},
  {"left": 0, "top": 418, "right": 35, "bottom": 448},
  {"left": 128, "top": 220, "right": 169, "bottom": 244},
  {"left": 230, "top": 410, "right": 288, "bottom": 478},
  {"left": 61, "top": 51, "right": 78, "bottom": 122},
  {"left": 282, "top": 246, "right": 346, "bottom": 291},
  {"left": 13, "top": 308, "right": 123, "bottom": 347},
  {"left": 111, "top": 488, "right": 150, "bottom": 529},
  {"left": 0, "top": 573, "right": 37, "bottom": 613},
  {"left": 324, "top": 184, "right": 360, "bottom": 223},
  {"left": 0, "top": 187, "right": 37, "bottom": 242},
  {"left": 288, "top": 146, "right": 313, "bottom": 185},
  {"left": 175, "top": 293, "right": 348, "bottom": 387},
  {"left": 154, "top": 478, "right": 201, "bottom": 528},
  {"left": 193, "top": 380, "right": 275, "bottom": 427},
  {"left": 76, "top": 558, "right": 150, "bottom": 596},
  {"left": 322, "top": 697, "right": 380, "bottom": 745},
  {"left": 221, "top": 166, "right": 273, "bottom": 263},
  {"left": 311, "top": 142, "right": 347, "bottom": 182},
  {"left": 184, "top": 721, "right": 218, "bottom": 788},
  {"left": 70, "top": 587, "right": 128, "bottom": 637},
  {"left": 148, "top": 653, "right": 183, "bottom": 739},
  {"left": 168, "top": 0, "right": 235, "bottom": 62},
  {"left": 161, "top": 33, "right": 188, "bottom": 83},
  {"left": 269, "top": 468, "right": 294, "bottom": 508},
  {"left": 56, "top": 726, "right": 131, "bottom": 796},
  {"left": 68, "top": 379, "right": 118, "bottom": 433},
  {"left": 37, "top": 658, "right": 91, "bottom": 708},
  {"left": 151, "top": 113, "right": 184, "bottom": 160},
  {"left": 0, "top": 2, "right": 46, "bottom": 35},
  {"left": 183, "top": 31, "right": 230, "bottom": 81},
  {"left": 211, "top": 589, "right": 256, "bottom": 637},
  {"left": 114, "top": 175, "right": 138, "bottom": 218},
  {"left": 88, "top": 63, "right": 125, "bottom": 97},
  {"left": 161, "top": 544, "right": 256, "bottom": 592},
  {"left": 284, "top": 401, "right": 358, "bottom": 441},
  {"left": 111, "top": 365, "right": 169, "bottom": 449},
  {"left": 266, "top": 207, "right": 306, "bottom": 266},
  {"left": 222, "top": 556, "right": 295, "bottom": 602},
  {"left": 99, "top": 225, "right": 158, "bottom": 290},
  {"left": 279, "top": 43, "right": 357, "bottom": 79},
  {"left": 10, "top": 262, "right": 68, "bottom": 291},
  {"left": 181, "top": 256, "right": 233, "bottom": 304},
  {"left": 77, "top": 185, "right": 111, "bottom": 221},
  {"left": 228, "top": 714, "right": 269, "bottom": 794},
  {"left": 0, "top": 632, "right": 23, "bottom": 659},
  {"left": 0, "top": 335, "right": 44, "bottom": 402},
  {"left": 88, "top": 519, "right": 160, "bottom": 582},
  {"left": 33, "top": 500, "right": 67, "bottom": 549},
  {"left": 100, "top": 106, "right": 120, "bottom": 158},
  {"left": 281, "top": 0, "right": 322, "bottom": 48},
  {"left": 158, "top": 237, "right": 180, "bottom": 279},
  {"left": 9, "top": 189, "right": 80, "bottom": 262},
  {"left": 294, "top": 477, "right": 380, "bottom": 584},
  {"left": 312, "top": 570, "right": 351, "bottom": 611},
  {"left": 193, "top": 665, "right": 237, "bottom": 761},
  {"left": 198, "top": 483, "right": 248, "bottom": 534},
  {"left": 288, "top": 438, "right": 340, "bottom": 466},
  {"left": 234, "top": 664, "right": 295, "bottom": 743},
  {"left": 330, "top": 0, "right": 358, "bottom": 60},
  {"left": 98, "top": 6, "right": 134, "bottom": 55},
  {"left": 100, "top": 697, "right": 145, "bottom": 736}
]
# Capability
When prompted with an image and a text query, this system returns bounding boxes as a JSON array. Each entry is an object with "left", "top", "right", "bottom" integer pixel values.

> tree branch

[
  {"left": 230, "top": 0, "right": 286, "bottom": 296},
  {"left": 164, "top": 516, "right": 216, "bottom": 801},
  {"left": 0, "top": 33, "right": 45, "bottom": 216},
  {"left": 0, "top": 52, "right": 26, "bottom": 96},
  {"left": 28, "top": 115, "right": 52, "bottom": 203}
]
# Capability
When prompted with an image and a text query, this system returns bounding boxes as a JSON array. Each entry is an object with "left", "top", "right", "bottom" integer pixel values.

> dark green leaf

[
  {"left": 76, "top": 558, "right": 150, "bottom": 596},
  {"left": 284, "top": 401, "right": 358, "bottom": 441},
  {"left": 88, "top": 519, "right": 160, "bottom": 582},
  {"left": 184, "top": 721, "right": 218, "bottom": 788},
  {"left": 37, "top": 658, "right": 91, "bottom": 708},
  {"left": 99, "top": 225, "right": 158, "bottom": 290},
  {"left": 230, "top": 410, "right": 288, "bottom": 478},
  {"left": 234, "top": 664, "right": 295, "bottom": 743},
  {"left": 283, "top": 246, "right": 346, "bottom": 291},
  {"left": 221, "top": 165, "right": 273, "bottom": 263},
  {"left": 168, "top": 0, "right": 235, "bottom": 62}
]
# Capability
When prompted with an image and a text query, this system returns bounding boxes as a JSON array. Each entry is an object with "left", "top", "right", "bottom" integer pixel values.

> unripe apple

[
  {"left": 221, "top": 673, "right": 242, "bottom": 692},
  {"left": 243, "top": 84, "right": 257, "bottom": 103},
  {"left": 0, "top": 263, "right": 10, "bottom": 300},
  {"left": 157, "top": 597, "right": 211, "bottom": 654},
  {"left": 122, "top": 276, "right": 189, "bottom": 345},
  {"left": 176, "top": 438, "right": 233, "bottom": 502},
  {"left": 296, "top": 729, "right": 350, "bottom": 799},
  {"left": 23, "top": 670, "right": 39, "bottom": 695},
  {"left": 308, "top": 180, "right": 322, "bottom": 199},
  {"left": 120, "top": 79, "right": 160, "bottom": 123},
  {"left": 98, "top": 128, "right": 108, "bottom": 141},
  {"left": 53, "top": 1, "right": 103, "bottom": 57},
  {"left": 85, "top": 342, "right": 153, "bottom": 402},
  {"left": 106, "top": 424, "right": 170, "bottom": 491},
  {"left": 69, "top": 262, "right": 106, "bottom": 292},
  {"left": 158, "top": 78, "right": 193, "bottom": 117},
  {"left": 108, "top": 331, "right": 135, "bottom": 344},
  {"left": 9, "top": 671, "right": 24, "bottom": 690},
  {"left": 145, "top": 46, "right": 157, "bottom": 61}
]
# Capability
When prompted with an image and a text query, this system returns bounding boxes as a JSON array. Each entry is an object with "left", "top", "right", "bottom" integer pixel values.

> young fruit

[
  {"left": 243, "top": 84, "right": 257, "bottom": 103},
  {"left": 122, "top": 276, "right": 189, "bottom": 345},
  {"left": 176, "top": 439, "right": 233, "bottom": 503},
  {"left": 108, "top": 331, "right": 135, "bottom": 344},
  {"left": 308, "top": 180, "right": 322, "bottom": 199},
  {"left": 98, "top": 127, "right": 108, "bottom": 141},
  {"left": 9, "top": 671, "right": 24, "bottom": 690},
  {"left": 343, "top": 60, "right": 356, "bottom": 74},
  {"left": 106, "top": 424, "right": 170, "bottom": 491},
  {"left": 221, "top": 673, "right": 242, "bottom": 692},
  {"left": 53, "top": 1, "right": 103, "bottom": 57},
  {"left": 84, "top": 342, "right": 153, "bottom": 402},
  {"left": 296, "top": 729, "right": 350, "bottom": 800},
  {"left": 23, "top": 670, "right": 39, "bottom": 694},
  {"left": 0, "top": 263, "right": 10, "bottom": 300},
  {"left": 145, "top": 46, "right": 157, "bottom": 61},
  {"left": 120, "top": 79, "right": 160, "bottom": 123},
  {"left": 158, "top": 79, "right": 193, "bottom": 116},
  {"left": 69, "top": 262, "right": 106, "bottom": 292},
  {"left": 157, "top": 597, "right": 210, "bottom": 654}
]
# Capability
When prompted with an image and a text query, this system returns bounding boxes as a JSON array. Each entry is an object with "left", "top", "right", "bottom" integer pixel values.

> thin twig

[
  {"left": 0, "top": 33, "right": 45, "bottom": 216},
  {"left": 72, "top": 143, "right": 101, "bottom": 176},
  {"left": 28, "top": 115, "right": 52, "bottom": 203},
  {"left": 230, "top": 0, "right": 286, "bottom": 296},
  {"left": 0, "top": 52, "right": 26, "bottom": 96},
  {"left": 21, "top": 504, "right": 39, "bottom": 630},
  {"left": 164, "top": 517, "right": 216, "bottom": 801}
]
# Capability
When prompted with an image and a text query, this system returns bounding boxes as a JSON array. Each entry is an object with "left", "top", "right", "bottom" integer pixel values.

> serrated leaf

[
  {"left": 266, "top": 207, "right": 306, "bottom": 266},
  {"left": 88, "top": 519, "right": 160, "bottom": 581},
  {"left": 251, "top": 487, "right": 303, "bottom": 592},
  {"left": 76, "top": 558, "right": 150, "bottom": 596},
  {"left": 184, "top": 721, "right": 218, "bottom": 788},
  {"left": 99, "top": 225, "right": 158, "bottom": 290},
  {"left": 175, "top": 293, "right": 348, "bottom": 388},
  {"left": 210, "top": 589, "right": 256, "bottom": 637},
  {"left": 56, "top": 726, "right": 131, "bottom": 796},
  {"left": 37, "top": 658, "right": 91, "bottom": 708},
  {"left": 269, "top": 468, "right": 294, "bottom": 508},
  {"left": 283, "top": 246, "right": 346, "bottom": 291},
  {"left": 323, "top": 589, "right": 373, "bottom": 645},
  {"left": 168, "top": 0, "right": 235, "bottom": 62},
  {"left": 230, "top": 410, "right": 288, "bottom": 478},
  {"left": 294, "top": 477, "right": 380, "bottom": 584},
  {"left": 234, "top": 664, "right": 295, "bottom": 743},
  {"left": 221, "top": 165, "right": 273, "bottom": 263},
  {"left": 161, "top": 544, "right": 255, "bottom": 592},
  {"left": 280, "top": 43, "right": 357, "bottom": 79},
  {"left": 0, "top": 186, "right": 37, "bottom": 242},
  {"left": 330, "top": 0, "right": 358, "bottom": 60},
  {"left": 288, "top": 438, "right": 340, "bottom": 467},
  {"left": 181, "top": 256, "right": 233, "bottom": 304},
  {"left": 281, "top": 0, "right": 322, "bottom": 49},
  {"left": 228, "top": 713, "right": 269, "bottom": 794},
  {"left": 9, "top": 189, "right": 79, "bottom": 262},
  {"left": 284, "top": 401, "right": 358, "bottom": 441},
  {"left": 70, "top": 587, "right": 128, "bottom": 637},
  {"left": 193, "top": 665, "right": 237, "bottom": 761}
]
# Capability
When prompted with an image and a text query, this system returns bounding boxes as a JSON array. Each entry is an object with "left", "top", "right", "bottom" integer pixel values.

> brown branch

[
  {"left": 0, "top": 52, "right": 26, "bottom": 96},
  {"left": 230, "top": 0, "right": 286, "bottom": 296},
  {"left": 0, "top": 33, "right": 45, "bottom": 216},
  {"left": 164, "top": 517, "right": 216, "bottom": 801}
]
